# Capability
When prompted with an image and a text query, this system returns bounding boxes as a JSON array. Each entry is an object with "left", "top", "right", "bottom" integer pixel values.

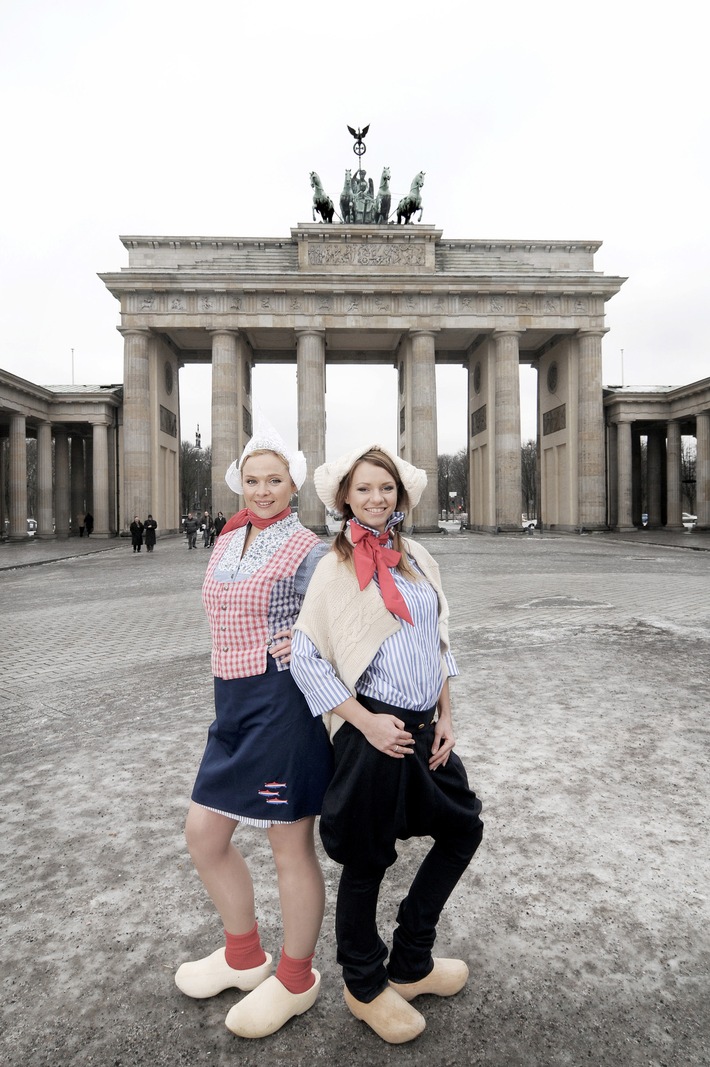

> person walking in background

[
  {"left": 129, "top": 516, "right": 144, "bottom": 553},
  {"left": 290, "top": 445, "right": 483, "bottom": 1045},
  {"left": 143, "top": 514, "right": 158, "bottom": 552},
  {"left": 77, "top": 512, "right": 86, "bottom": 537},
  {"left": 201, "top": 510, "right": 213, "bottom": 548},
  {"left": 175, "top": 415, "right": 332, "bottom": 1041},
  {"left": 184, "top": 512, "right": 198, "bottom": 549},
  {"left": 84, "top": 512, "right": 94, "bottom": 537},
  {"left": 213, "top": 511, "right": 227, "bottom": 538}
]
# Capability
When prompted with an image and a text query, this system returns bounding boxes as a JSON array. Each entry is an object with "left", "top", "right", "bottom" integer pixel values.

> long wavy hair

[{"left": 332, "top": 449, "right": 418, "bottom": 579}]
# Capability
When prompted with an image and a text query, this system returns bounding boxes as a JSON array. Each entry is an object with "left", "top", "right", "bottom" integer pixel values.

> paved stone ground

[{"left": 1, "top": 528, "right": 709, "bottom": 1067}]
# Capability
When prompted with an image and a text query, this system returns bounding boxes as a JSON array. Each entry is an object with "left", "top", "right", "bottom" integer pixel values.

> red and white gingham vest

[{"left": 202, "top": 523, "right": 321, "bottom": 679}]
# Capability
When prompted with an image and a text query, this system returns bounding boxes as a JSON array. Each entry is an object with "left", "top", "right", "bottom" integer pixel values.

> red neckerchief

[
  {"left": 349, "top": 522, "right": 413, "bottom": 625},
  {"left": 221, "top": 507, "right": 291, "bottom": 536}
]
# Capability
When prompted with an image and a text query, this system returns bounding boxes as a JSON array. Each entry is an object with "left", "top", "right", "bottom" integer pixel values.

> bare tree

[{"left": 438, "top": 449, "right": 469, "bottom": 516}]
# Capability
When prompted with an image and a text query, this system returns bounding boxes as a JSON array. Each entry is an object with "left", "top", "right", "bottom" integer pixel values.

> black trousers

[{"left": 320, "top": 696, "right": 484, "bottom": 1002}]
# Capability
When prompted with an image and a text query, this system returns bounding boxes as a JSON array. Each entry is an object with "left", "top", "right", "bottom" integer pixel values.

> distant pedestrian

[
  {"left": 184, "top": 512, "right": 199, "bottom": 549},
  {"left": 201, "top": 510, "right": 213, "bottom": 548},
  {"left": 78, "top": 512, "right": 86, "bottom": 537},
  {"left": 144, "top": 514, "right": 158, "bottom": 552},
  {"left": 84, "top": 513, "right": 94, "bottom": 536},
  {"left": 130, "top": 516, "right": 144, "bottom": 553},
  {"left": 213, "top": 511, "right": 227, "bottom": 538}
]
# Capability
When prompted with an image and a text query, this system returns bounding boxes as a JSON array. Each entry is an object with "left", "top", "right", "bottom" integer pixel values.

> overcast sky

[{"left": 2, "top": 0, "right": 707, "bottom": 461}]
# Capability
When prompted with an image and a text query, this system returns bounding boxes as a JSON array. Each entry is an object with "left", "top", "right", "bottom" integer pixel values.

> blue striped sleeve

[{"left": 290, "top": 628, "right": 352, "bottom": 718}]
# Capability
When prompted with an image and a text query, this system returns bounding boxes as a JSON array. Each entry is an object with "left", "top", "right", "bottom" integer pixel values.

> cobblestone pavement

[{"left": 1, "top": 530, "right": 709, "bottom": 1066}]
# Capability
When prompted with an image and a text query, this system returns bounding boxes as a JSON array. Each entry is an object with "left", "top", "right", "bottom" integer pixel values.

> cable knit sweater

[{"left": 293, "top": 536, "right": 452, "bottom": 737}]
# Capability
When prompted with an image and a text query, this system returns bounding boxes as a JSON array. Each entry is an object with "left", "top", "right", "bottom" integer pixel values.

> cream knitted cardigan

[{"left": 293, "top": 535, "right": 452, "bottom": 737}]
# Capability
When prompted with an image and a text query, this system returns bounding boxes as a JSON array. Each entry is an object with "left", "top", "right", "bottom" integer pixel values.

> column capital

[
  {"left": 492, "top": 328, "right": 522, "bottom": 340},
  {"left": 576, "top": 327, "right": 609, "bottom": 339},
  {"left": 117, "top": 327, "right": 151, "bottom": 339},
  {"left": 209, "top": 328, "right": 240, "bottom": 339},
  {"left": 408, "top": 328, "right": 440, "bottom": 339},
  {"left": 295, "top": 328, "right": 325, "bottom": 340}
]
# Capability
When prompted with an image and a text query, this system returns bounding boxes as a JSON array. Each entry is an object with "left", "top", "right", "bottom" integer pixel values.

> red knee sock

[
  {"left": 275, "top": 948, "right": 316, "bottom": 994},
  {"left": 224, "top": 922, "right": 267, "bottom": 970}
]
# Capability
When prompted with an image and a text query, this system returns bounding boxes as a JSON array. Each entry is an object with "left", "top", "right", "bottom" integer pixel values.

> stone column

[
  {"left": 8, "top": 414, "right": 29, "bottom": 541},
  {"left": 92, "top": 421, "right": 111, "bottom": 537},
  {"left": 108, "top": 424, "right": 117, "bottom": 534},
  {"left": 616, "top": 420, "right": 635, "bottom": 530},
  {"left": 493, "top": 330, "right": 522, "bottom": 531},
  {"left": 121, "top": 328, "right": 152, "bottom": 526},
  {"left": 85, "top": 436, "right": 93, "bottom": 515},
  {"left": 37, "top": 421, "right": 55, "bottom": 539},
  {"left": 409, "top": 330, "right": 440, "bottom": 531},
  {"left": 631, "top": 428, "right": 643, "bottom": 526},
  {"left": 210, "top": 330, "right": 241, "bottom": 520},
  {"left": 70, "top": 435, "right": 85, "bottom": 535},
  {"left": 577, "top": 329, "right": 607, "bottom": 530},
  {"left": 666, "top": 421, "right": 683, "bottom": 529},
  {"left": 696, "top": 411, "right": 710, "bottom": 531},
  {"left": 647, "top": 429, "right": 664, "bottom": 527},
  {"left": 54, "top": 430, "right": 70, "bottom": 537},
  {"left": 606, "top": 422, "right": 618, "bottom": 529},
  {"left": 296, "top": 330, "right": 326, "bottom": 532},
  {"left": 0, "top": 439, "right": 6, "bottom": 536}
]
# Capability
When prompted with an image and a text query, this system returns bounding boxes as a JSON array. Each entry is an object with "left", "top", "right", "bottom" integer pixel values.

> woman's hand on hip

[
  {"left": 429, "top": 717, "right": 456, "bottom": 771},
  {"left": 269, "top": 629, "right": 292, "bottom": 664}
]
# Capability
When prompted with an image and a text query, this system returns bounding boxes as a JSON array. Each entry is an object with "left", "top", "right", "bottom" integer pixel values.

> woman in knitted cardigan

[{"left": 290, "top": 445, "right": 483, "bottom": 1045}]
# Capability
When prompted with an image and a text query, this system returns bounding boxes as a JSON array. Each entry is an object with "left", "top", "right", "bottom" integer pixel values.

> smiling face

[
  {"left": 344, "top": 459, "right": 399, "bottom": 534},
  {"left": 240, "top": 451, "right": 294, "bottom": 518}
]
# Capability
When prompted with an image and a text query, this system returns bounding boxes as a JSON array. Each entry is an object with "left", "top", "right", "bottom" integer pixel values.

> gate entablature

[{"left": 100, "top": 225, "right": 625, "bottom": 533}]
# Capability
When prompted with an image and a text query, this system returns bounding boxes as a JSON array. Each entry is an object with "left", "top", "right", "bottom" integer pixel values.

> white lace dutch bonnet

[{"left": 224, "top": 410, "right": 307, "bottom": 495}]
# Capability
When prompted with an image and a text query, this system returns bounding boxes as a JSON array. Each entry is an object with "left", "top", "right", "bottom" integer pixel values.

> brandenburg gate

[{"left": 100, "top": 218, "right": 625, "bottom": 533}]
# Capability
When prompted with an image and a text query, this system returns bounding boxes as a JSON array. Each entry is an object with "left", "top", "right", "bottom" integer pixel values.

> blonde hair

[{"left": 333, "top": 450, "right": 418, "bottom": 579}]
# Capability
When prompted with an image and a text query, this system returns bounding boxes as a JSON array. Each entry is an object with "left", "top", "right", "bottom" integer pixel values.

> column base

[{"left": 411, "top": 524, "right": 444, "bottom": 534}]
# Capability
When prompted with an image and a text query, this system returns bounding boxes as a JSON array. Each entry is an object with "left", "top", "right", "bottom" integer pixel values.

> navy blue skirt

[{"left": 192, "top": 656, "right": 333, "bottom": 826}]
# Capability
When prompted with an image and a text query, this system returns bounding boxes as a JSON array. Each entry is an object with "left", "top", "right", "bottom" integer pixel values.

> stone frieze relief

[
  {"left": 127, "top": 290, "right": 595, "bottom": 318},
  {"left": 307, "top": 243, "right": 426, "bottom": 267}
]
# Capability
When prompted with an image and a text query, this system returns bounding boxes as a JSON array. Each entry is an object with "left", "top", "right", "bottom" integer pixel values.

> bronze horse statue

[
  {"left": 375, "top": 166, "right": 391, "bottom": 224},
  {"left": 396, "top": 170, "right": 425, "bottom": 224},
  {"left": 310, "top": 171, "right": 334, "bottom": 223},
  {"left": 340, "top": 169, "right": 354, "bottom": 223}
]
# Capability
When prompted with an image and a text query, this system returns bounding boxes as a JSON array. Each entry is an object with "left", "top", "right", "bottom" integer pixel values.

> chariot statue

[{"left": 309, "top": 125, "right": 424, "bottom": 225}]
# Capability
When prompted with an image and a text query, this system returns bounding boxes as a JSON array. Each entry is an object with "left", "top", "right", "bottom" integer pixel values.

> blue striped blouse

[{"left": 290, "top": 519, "right": 458, "bottom": 716}]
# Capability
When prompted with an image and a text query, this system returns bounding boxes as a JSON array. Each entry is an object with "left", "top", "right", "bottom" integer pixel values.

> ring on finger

[{"left": 394, "top": 744, "right": 399, "bottom": 752}]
